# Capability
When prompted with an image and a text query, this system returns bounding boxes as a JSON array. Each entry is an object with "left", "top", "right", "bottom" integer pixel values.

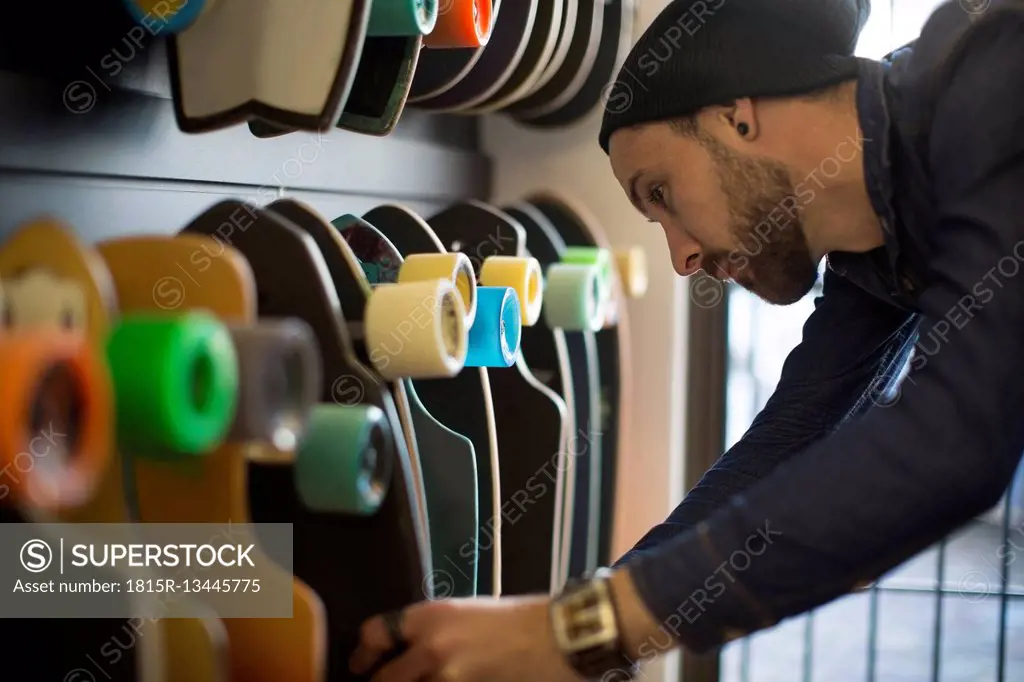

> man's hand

[
  {"left": 349, "top": 595, "right": 584, "bottom": 682},
  {"left": 349, "top": 569, "right": 669, "bottom": 682}
]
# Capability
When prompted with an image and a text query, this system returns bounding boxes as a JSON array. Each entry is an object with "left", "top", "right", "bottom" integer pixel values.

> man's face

[{"left": 609, "top": 122, "right": 820, "bottom": 305}]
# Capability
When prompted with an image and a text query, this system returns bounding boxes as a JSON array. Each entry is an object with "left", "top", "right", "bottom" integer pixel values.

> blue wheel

[
  {"left": 465, "top": 287, "right": 520, "bottom": 368},
  {"left": 122, "top": 0, "right": 209, "bottom": 35}
]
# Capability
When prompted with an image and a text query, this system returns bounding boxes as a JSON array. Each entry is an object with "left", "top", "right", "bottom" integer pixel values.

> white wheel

[
  {"left": 365, "top": 279, "right": 468, "bottom": 379},
  {"left": 399, "top": 252, "right": 478, "bottom": 328}
]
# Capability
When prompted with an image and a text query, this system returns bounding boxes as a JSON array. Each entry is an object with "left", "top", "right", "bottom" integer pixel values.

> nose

[{"left": 666, "top": 230, "right": 703, "bottom": 277}]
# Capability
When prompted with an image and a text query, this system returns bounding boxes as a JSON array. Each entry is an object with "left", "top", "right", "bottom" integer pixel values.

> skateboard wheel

[
  {"left": 121, "top": 0, "right": 211, "bottom": 34},
  {"left": 106, "top": 313, "right": 238, "bottom": 458},
  {"left": 466, "top": 287, "right": 521, "bottom": 368},
  {"left": 369, "top": 0, "right": 439, "bottom": 35},
  {"left": 365, "top": 279, "right": 467, "bottom": 380},
  {"left": 424, "top": 0, "right": 492, "bottom": 47},
  {"left": 295, "top": 404, "right": 391, "bottom": 514},
  {"left": 615, "top": 247, "right": 649, "bottom": 299},
  {"left": 0, "top": 332, "right": 111, "bottom": 511},
  {"left": 562, "top": 246, "right": 613, "bottom": 307},
  {"left": 399, "top": 252, "right": 478, "bottom": 328},
  {"left": 479, "top": 256, "right": 543, "bottom": 327},
  {"left": 542, "top": 264, "right": 604, "bottom": 332},
  {"left": 225, "top": 319, "right": 321, "bottom": 453}
]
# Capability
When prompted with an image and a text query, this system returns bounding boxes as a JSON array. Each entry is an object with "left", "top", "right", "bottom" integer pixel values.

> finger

[
  {"left": 351, "top": 611, "right": 405, "bottom": 675},
  {"left": 371, "top": 644, "right": 439, "bottom": 682}
]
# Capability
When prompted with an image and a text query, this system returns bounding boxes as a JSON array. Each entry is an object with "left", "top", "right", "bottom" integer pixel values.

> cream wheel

[
  {"left": 615, "top": 247, "right": 648, "bottom": 299},
  {"left": 399, "top": 252, "right": 478, "bottom": 328},
  {"left": 365, "top": 280, "right": 467, "bottom": 380},
  {"left": 479, "top": 256, "right": 543, "bottom": 327}
]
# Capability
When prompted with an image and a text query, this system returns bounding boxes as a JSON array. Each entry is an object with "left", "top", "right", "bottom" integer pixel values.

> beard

[{"left": 697, "top": 132, "right": 819, "bottom": 305}]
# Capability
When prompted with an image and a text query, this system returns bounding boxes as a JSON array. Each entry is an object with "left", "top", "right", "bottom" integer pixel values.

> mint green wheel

[
  {"left": 562, "top": 246, "right": 612, "bottom": 307},
  {"left": 542, "top": 263, "right": 604, "bottom": 331},
  {"left": 295, "top": 404, "right": 392, "bottom": 514},
  {"left": 368, "top": 0, "right": 438, "bottom": 36},
  {"left": 107, "top": 312, "right": 238, "bottom": 458}
]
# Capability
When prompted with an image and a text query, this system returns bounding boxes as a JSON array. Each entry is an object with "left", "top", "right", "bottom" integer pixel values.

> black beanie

[{"left": 599, "top": 0, "right": 872, "bottom": 152}]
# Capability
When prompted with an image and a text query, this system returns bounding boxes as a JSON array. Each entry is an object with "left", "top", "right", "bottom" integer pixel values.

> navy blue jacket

[{"left": 616, "top": 0, "right": 1024, "bottom": 654}]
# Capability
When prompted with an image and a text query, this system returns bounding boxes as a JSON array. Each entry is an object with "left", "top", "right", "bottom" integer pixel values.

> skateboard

[
  {"left": 265, "top": 197, "right": 471, "bottom": 563},
  {"left": 95, "top": 233, "right": 339, "bottom": 682},
  {"left": 504, "top": 0, "right": 601, "bottom": 120},
  {"left": 523, "top": 192, "right": 646, "bottom": 567},
  {"left": 178, "top": 200, "right": 431, "bottom": 680},
  {"left": 517, "top": 0, "right": 634, "bottom": 127},
  {"left": 424, "top": 201, "right": 585, "bottom": 594},
  {"left": 250, "top": 35, "right": 422, "bottom": 139},
  {"left": 412, "top": 0, "right": 537, "bottom": 112},
  {"left": 0, "top": 218, "right": 230, "bottom": 682},
  {"left": 338, "top": 211, "right": 513, "bottom": 598},
  {"left": 407, "top": 0, "right": 501, "bottom": 103},
  {"left": 515, "top": 0, "right": 578, "bottom": 101},
  {"left": 358, "top": 203, "right": 532, "bottom": 596},
  {"left": 501, "top": 201, "right": 608, "bottom": 580},
  {"left": 167, "top": 0, "right": 370, "bottom": 133},
  {"left": 460, "top": 0, "right": 564, "bottom": 113}
]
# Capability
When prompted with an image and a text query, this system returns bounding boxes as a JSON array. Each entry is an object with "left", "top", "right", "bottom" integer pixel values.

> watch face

[{"left": 553, "top": 580, "right": 618, "bottom": 652}]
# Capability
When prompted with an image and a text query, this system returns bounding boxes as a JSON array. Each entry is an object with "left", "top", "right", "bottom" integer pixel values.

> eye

[{"left": 646, "top": 185, "right": 666, "bottom": 208}]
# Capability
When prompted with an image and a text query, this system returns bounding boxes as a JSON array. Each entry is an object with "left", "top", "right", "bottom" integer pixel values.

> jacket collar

[{"left": 855, "top": 55, "right": 902, "bottom": 267}]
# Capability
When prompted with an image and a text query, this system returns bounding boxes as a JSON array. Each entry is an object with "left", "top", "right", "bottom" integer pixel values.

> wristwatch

[{"left": 550, "top": 568, "right": 639, "bottom": 681}]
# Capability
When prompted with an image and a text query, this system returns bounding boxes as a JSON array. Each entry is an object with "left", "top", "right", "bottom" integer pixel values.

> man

[{"left": 350, "top": 0, "right": 1024, "bottom": 679}]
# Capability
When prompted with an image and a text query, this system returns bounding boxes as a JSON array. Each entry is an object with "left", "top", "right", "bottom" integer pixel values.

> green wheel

[
  {"left": 562, "top": 246, "right": 612, "bottom": 306},
  {"left": 542, "top": 263, "right": 604, "bottom": 331},
  {"left": 106, "top": 312, "right": 238, "bottom": 458},
  {"left": 295, "top": 404, "right": 392, "bottom": 514},
  {"left": 368, "top": 0, "right": 438, "bottom": 36}
]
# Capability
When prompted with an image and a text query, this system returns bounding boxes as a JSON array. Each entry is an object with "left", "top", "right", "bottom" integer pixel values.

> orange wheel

[
  {"left": 425, "top": 0, "right": 492, "bottom": 48},
  {"left": 0, "top": 332, "right": 111, "bottom": 511}
]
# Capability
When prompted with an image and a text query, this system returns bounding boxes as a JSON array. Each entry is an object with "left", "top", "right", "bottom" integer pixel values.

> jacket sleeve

[
  {"left": 614, "top": 266, "right": 916, "bottom": 567},
  {"left": 621, "top": 13, "right": 1024, "bottom": 653}
]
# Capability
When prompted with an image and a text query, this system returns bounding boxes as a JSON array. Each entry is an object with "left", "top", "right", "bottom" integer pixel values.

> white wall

[{"left": 483, "top": 2, "right": 685, "bottom": 680}]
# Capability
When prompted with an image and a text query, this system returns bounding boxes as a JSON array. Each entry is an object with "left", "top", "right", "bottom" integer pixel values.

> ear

[{"left": 720, "top": 98, "right": 759, "bottom": 141}]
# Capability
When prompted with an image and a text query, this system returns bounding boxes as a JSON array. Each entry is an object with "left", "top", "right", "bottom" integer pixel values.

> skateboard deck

[
  {"left": 168, "top": 0, "right": 370, "bottom": 132},
  {"left": 464, "top": 0, "right": 563, "bottom": 113},
  {"left": 358, "top": 204, "right": 510, "bottom": 596},
  {"left": 523, "top": 193, "right": 644, "bottom": 567},
  {"left": 337, "top": 36, "right": 421, "bottom": 134},
  {"left": 515, "top": 0, "right": 577, "bottom": 101},
  {"left": 425, "top": 201, "right": 578, "bottom": 594},
  {"left": 502, "top": 202, "right": 606, "bottom": 580},
  {"left": 412, "top": 0, "right": 536, "bottom": 111},
  {"left": 179, "top": 200, "right": 430, "bottom": 681},
  {"left": 518, "top": 0, "right": 633, "bottom": 127},
  {"left": 407, "top": 0, "right": 503, "bottom": 103},
  {"left": 96, "top": 234, "right": 332, "bottom": 682},
  {"left": 265, "top": 197, "right": 467, "bottom": 562},
  {"left": 505, "top": 0, "right": 600, "bottom": 120},
  {"left": 0, "top": 218, "right": 227, "bottom": 682},
  {"left": 250, "top": 35, "right": 422, "bottom": 139},
  {"left": 338, "top": 215, "right": 481, "bottom": 597}
]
